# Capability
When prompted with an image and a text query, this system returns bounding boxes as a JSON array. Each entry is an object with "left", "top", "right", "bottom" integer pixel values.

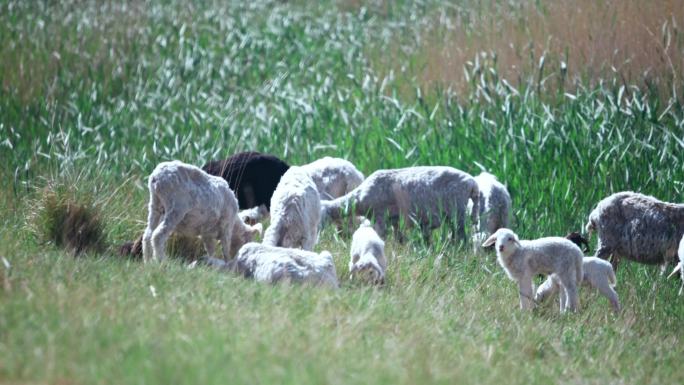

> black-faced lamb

[
  {"left": 300, "top": 156, "right": 365, "bottom": 200},
  {"left": 482, "top": 228, "right": 584, "bottom": 312},
  {"left": 201, "top": 151, "right": 290, "bottom": 210},
  {"left": 349, "top": 220, "right": 387, "bottom": 285},
  {"left": 586, "top": 191, "right": 684, "bottom": 269},
  {"left": 321, "top": 166, "right": 479, "bottom": 242},
  {"left": 263, "top": 166, "right": 321, "bottom": 250},
  {"left": 142, "top": 161, "right": 261, "bottom": 262},
  {"left": 232, "top": 242, "right": 339, "bottom": 288}
]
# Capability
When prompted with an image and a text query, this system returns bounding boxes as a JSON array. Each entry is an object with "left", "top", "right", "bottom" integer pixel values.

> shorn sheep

[
  {"left": 263, "top": 166, "right": 321, "bottom": 250},
  {"left": 482, "top": 228, "right": 583, "bottom": 312},
  {"left": 201, "top": 151, "right": 290, "bottom": 210},
  {"left": 586, "top": 191, "right": 684, "bottom": 269},
  {"left": 321, "top": 166, "right": 479, "bottom": 242},
  {"left": 349, "top": 220, "right": 387, "bottom": 285},
  {"left": 300, "top": 156, "right": 365, "bottom": 199},
  {"left": 142, "top": 161, "right": 261, "bottom": 262},
  {"left": 536, "top": 257, "right": 620, "bottom": 313},
  {"left": 233, "top": 243, "right": 339, "bottom": 288}
]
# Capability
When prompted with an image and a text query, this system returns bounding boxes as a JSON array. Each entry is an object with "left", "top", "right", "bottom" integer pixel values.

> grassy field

[{"left": 1, "top": 1, "right": 683, "bottom": 384}]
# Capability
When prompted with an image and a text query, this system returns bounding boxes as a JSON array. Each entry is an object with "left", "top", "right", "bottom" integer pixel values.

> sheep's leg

[
  {"left": 558, "top": 276, "right": 579, "bottom": 313},
  {"left": 518, "top": 276, "right": 535, "bottom": 310},
  {"left": 596, "top": 283, "right": 621, "bottom": 313},
  {"left": 142, "top": 194, "right": 163, "bottom": 263},
  {"left": 535, "top": 276, "right": 559, "bottom": 303},
  {"left": 151, "top": 208, "right": 186, "bottom": 262},
  {"left": 219, "top": 224, "right": 233, "bottom": 262},
  {"left": 454, "top": 204, "right": 467, "bottom": 243}
]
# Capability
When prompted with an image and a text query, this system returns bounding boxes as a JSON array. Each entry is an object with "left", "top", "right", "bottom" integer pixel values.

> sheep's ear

[{"left": 482, "top": 234, "right": 497, "bottom": 247}]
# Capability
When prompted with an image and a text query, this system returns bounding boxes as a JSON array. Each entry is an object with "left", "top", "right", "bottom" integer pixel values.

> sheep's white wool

[
  {"left": 321, "top": 166, "right": 479, "bottom": 242},
  {"left": 470, "top": 172, "right": 512, "bottom": 235},
  {"left": 482, "top": 228, "right": 583, "bottom": 313},
  {"left": 142, "top": 160, "right": 260, "bottom": 262},
  {"left": 301, "top": 156, "right": 365, "bottom": 200},
  {"left": 263, "top": 166, "right": 321, "bottom": 250},
  {"left": 349, "top": 220, "right": 386, "bottom": 285},
  {"left": 536, "top": 257, "right": 620, "bottom": 313},
  {"left": 233, "top": 242, "right": 338, "bottom": 288},
  {"left": 586, "top": 191, "right": 684, "bottom": 269}
]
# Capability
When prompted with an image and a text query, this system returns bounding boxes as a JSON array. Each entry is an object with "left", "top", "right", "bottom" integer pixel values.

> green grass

[{"left": 1, "top": 1, "right": 683, "bottom": 384}]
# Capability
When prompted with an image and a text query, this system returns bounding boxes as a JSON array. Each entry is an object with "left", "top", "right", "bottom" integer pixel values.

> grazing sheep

[
  {"left": 321, "top": 166, "right": 479, "bottom": 242},
  {"left": 586, "top": 191, "right": 684, "bottom": 269},
  {"left": 482, "top": 228, "right": 583, "bottom": 312},
  {"left": 471, "top": 172, "right": 512, "bottom": 235},
  {"left": 300, "top": 156, "right": 365, "bottom": 199},
  {"left": 349, "top": 220, "right": 387, "bottom": 285},
  {"left": 666, "top": 235, "right": 684, "bottom": 295},
  {"left": 536, "top": 257, "right": 620, "bottom": 313},
  {"left": 142, "top": 161, "right": 261, "bottom": 262},
  {"left": 263, "top": 166, "right": 321, "bottom": 250},
  {"left": 233, "top": 242, "right": 338, "bottom": 288},
  {"left": 238, "top": 204, "right": 269, "bottom": 225},
  {"left": 201, "top": 151, "right": 290, "bottom": 210}
]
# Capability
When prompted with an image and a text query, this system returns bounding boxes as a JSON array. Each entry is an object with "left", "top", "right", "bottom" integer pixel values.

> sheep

[
  {"left": 349, "top": 220, "right": 387, "bottom": 285},
  {"left": 238, "top": 204, "right": 269, "bottom": 225},
  {"left": 321, "top": 166, "right": 479, "bottom": 243},
  {"left": 586, "top": 191, "right": 684, "bottom": 270},
  {"left": 263, "top": 166, "right": 321, "bottom": 250},
  {"left": 482, "top": 228, "right": 584, "bottom": 312},
  {"left": 535, "top": 257, "right": 620, "bottom": 313},
  {"left": 201, "top": 151, "right": 290, "bottom": 210},
  {"left": 232, "top": 242, "right": 339, "bottom": 288},
  {"left": 471, "top": 172, "right": 512, "bottom": 235},
  {"left": 666, "top": 235, "right": 684, "bottom": 295},
  {"left": 300, "top": 156, "right": 365, "bottom": 200},
  {"left": 141, "top": 161, "right": 261, "bottom": 262}
]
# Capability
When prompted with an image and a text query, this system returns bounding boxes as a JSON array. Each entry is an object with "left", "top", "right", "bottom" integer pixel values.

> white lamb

[
  {"left": 300, "top": 156, "right": 365, "bottom": 200},
  {"left": 263, "top": 166, "right": 321, "bottom": 251},
  {"left": 536, "top": 257, "right": 620, "bottom": 313},
  {"left": 349, "top": 220, "right": 387, "bottom": 285},
  {"left": 233, "top": 242, "right": 339, "bottom": 288},
  {"left": 142, "top": 161, "right": 261, "bottom": 262},
  {"left": 482, "top": 228, "right": 584, "bottom": 312}
]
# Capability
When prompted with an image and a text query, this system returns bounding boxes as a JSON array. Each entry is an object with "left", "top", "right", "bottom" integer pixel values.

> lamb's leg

[
  {"left": 518, "top": 276, "right": 535, "bottom": 310},
  {"left": 142, "top": 195, "right": 163, "bottom": 263},
  {"left": 558, "top": 275, "right": 579, "bottom": 313},
  {"left": 151, "top": 208, "right": 186, "bottom": 262},
  {"left": 535, "top": 276, "right": 559, "bottom": 303},
  {"left": 595, "top": 282, "right": 621, "bottom": 313}
]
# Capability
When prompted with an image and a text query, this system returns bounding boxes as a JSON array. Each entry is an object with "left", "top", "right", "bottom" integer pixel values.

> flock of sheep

[{"left": 133, "top": 151, "right": 684, "bottom": 314}]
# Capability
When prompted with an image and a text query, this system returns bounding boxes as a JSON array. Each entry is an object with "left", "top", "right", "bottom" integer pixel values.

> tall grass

[{"left": 1, "top": 1, "right": 683, "bottom": 384}]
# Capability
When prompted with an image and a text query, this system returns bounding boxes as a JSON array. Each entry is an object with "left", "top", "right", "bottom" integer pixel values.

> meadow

[{"left": 1, "top": 1, "right": 683, "bottom": 384}]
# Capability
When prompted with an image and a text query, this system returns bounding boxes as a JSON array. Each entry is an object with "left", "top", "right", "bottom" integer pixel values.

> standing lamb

[
  {"left": 349, "top": 220, "right": 387, "bottom": 285},
  {"left": 535, "top": 257, "right": 620, "bottom": 313},
  {"left": 321, "top": 166, "right": 479, "bottom": 242},
  {"left": 233, "top": 243, "right": 338, "bottom": 288},
  {"left": 300, "top": 156, "right": 365, "bottom": 200},
  {"left": 263, "top": 166, "right": 321, "bottom": 251},
  {"left": 586, "top": 191, "right": 684, "bottom": 270},
  {"left": 142, "top": 161, "right": 261, "bottom": 262},
  {"left": 482, "top": 228, "right": 584, "bottom": 312},
  {"left": 666, "top": 235, "right": 684, "bottom": 295},
  {"left": 471, "top": 172, "right": 512, "bottom": 235}
]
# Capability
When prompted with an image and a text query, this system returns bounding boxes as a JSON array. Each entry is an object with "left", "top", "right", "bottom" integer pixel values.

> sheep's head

[
  {"left": 482, "top": 228, "right": 520, "bottom": 257},
  {"left": 349, "top": 255, "right": 384, "bottom": 285}
]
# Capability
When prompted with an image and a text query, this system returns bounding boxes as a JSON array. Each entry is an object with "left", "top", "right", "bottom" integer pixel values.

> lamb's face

[{"left": 482, "top": 228, "right": 520, "bottom": 257}]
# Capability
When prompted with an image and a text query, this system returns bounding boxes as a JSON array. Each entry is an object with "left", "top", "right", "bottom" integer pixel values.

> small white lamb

[
  {"left": 482, "top": 228, "right": 583, "bottom": 312},
  {"left": 300, "top": 156, "right": 365, "bottom": 200},
  {"left": 349, "top": 220, "right": 387, "bottom": 285},
  {"left": 536, "top": 257, "right": 620, "bottom": 313},
  {"left": 263, "top": 166, "right": 321, "bottom": 251},
  {"left": 142, "top": 161, "right": 261, "bottom": 262},
  {"left": 233, "top": 242, "right": 339, "bottom": 288}
]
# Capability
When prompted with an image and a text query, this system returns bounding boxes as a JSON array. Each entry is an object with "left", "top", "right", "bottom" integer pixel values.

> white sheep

[
  {"left": 586, "top": 191, "right": 684, "bottom": 270},
  {"left": 471, "top": 172, "right": 512, "bottom": 235},
  {"left": 238, "top": 204, "right": 269, "bottom": 225},
  {"left": 233, "top": 242, "right": 338, "bottom": 288},
  {"left": 142, "top": 161, "right": 261, "bottom": 262},
  {"left": 321, "top": 166, "right": 479, "bottom": 242},
  {"left": 482, "top": 228, "right": 584, "bottom": 312},
  {"left": 263, "top": 166, "right": 321, "bottom": 250},
  {"left": 536, "top": 257, "right": 620, "bottom": 313},
  {"left": 666, "top": 235, "right": 684, "bottom": 295},
  {"left": 349, "top": 220, "right": 387, "bottom": 285},
  {"left": 300, "top": 156, "right": 365, "bottom": 200}
]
